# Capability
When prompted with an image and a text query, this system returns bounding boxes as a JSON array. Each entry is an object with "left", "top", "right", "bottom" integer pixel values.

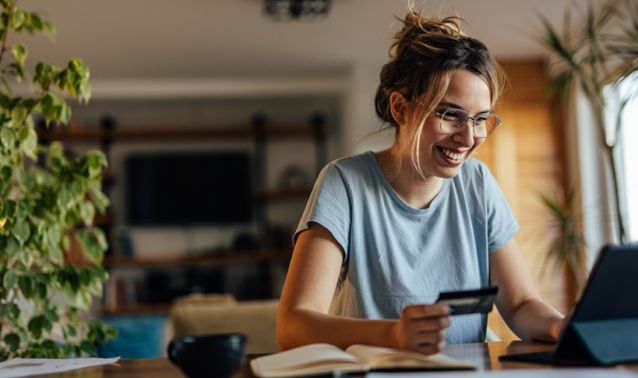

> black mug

[{"left": 167, "top": 333, "right": 246, "bottom": 378}]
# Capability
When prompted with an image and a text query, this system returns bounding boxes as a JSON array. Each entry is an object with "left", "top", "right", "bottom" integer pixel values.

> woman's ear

[{"left": 389, "top": 92, "right": 408, "bottom": 126}]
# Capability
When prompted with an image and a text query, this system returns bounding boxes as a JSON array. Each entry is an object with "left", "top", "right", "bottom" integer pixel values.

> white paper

[
  {"left": 0, "top": 357, "right": 120, "bottom": 378},
  {"left": 370, "top": 368, "right": 638, "bottom": 378}
]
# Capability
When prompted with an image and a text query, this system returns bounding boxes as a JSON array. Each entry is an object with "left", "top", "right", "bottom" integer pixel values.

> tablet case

[
  {"left": 501, "top": 244, "right": 638, "bottom": 366},
  {"left": 558, "top": 318, "right": 638, "bottom": 365}
]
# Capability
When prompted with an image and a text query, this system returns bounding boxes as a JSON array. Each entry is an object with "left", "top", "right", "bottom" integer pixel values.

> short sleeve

[
  {"left": 293, "top": 163, "right": 351, "bottom": 255},
  {"left": 480, "top": 164, "right": 519, "bottom": 252}
]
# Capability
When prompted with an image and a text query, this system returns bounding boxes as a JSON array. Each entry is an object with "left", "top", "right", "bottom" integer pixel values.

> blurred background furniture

[{"left": 166, "top": 294, "right": 279, "bottom": 354}]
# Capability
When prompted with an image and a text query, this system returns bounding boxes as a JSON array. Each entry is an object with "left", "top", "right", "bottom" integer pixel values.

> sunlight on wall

[
  {"left": 621, "top": 90, "right": 637, "bottom": 241},
  {"left": 605, "top": 72, "right": 638, "bottom": 242}
]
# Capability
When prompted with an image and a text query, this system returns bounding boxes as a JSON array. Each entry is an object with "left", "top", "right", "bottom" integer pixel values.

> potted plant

[
  {"left": 0, "top": 1, "right": 115, "bottom": 359},
  {"left": 539, "top": 0, "right": 638, "bottom": 245},
  {"left": 541, "top": 190, "right": 587, "bottom": 300}
]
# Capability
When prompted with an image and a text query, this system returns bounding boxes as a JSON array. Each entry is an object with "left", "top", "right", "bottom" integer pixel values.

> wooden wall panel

[{"left": 480, "top": 60, "right": 567, "bottom": 342}]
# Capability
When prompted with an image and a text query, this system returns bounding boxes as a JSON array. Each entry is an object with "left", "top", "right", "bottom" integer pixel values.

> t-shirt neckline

[{"left": 363, "top": 151, "right": 450, "bottom": 215}]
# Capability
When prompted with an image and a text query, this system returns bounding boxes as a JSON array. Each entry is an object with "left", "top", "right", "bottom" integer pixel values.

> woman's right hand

[{"left": 392, "top": 303, "right": 451, "bottom": 354}]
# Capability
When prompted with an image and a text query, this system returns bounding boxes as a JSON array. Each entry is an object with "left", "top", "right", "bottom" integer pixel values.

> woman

[{"left": 277, "top": 10, "right": 564, "bottom": 354}]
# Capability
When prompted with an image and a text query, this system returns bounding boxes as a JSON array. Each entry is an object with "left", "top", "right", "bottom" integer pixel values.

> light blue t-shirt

[{"left": 294, "top": 152, "right": 519, "bottom": 344}]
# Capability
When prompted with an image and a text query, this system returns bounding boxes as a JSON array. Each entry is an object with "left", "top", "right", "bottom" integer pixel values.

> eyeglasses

[{"left": 433, "top": 108, "right": 500, "bottom": 138}]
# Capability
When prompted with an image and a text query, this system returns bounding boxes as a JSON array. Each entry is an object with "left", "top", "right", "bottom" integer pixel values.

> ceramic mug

[{"left": 167, "top": 333, "right": 246, "bottom": 378}]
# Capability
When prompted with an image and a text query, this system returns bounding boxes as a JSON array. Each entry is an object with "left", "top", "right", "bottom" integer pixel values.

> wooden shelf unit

[
  {"left": 38, "top": 124, "right": 321, "bottom": 142},
  {"left": 46, "top": 115, "right": 328, "bottom": 314},
  {"left": 103, "top": 249, "right": 292, "bottom": 269}
]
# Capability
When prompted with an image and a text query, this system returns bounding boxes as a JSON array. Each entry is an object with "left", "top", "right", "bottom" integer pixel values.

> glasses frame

[{"left": 432, "top": 108, "right": 501, "bottom": 138}]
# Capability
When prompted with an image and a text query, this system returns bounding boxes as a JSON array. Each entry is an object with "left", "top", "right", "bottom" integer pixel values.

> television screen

[{"left": 125, "top": 151, "right": 253, "bottom": 225}]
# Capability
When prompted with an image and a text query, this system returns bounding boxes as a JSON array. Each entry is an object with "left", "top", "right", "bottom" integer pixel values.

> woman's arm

[
  {"left": 490, "top": 239, "right": 564, "bottom": 342},
  {"left": 276, "top": 223, "right": 450, "bottom": 353}
]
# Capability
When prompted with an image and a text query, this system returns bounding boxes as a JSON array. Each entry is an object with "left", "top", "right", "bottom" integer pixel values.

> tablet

[{"left": 499, "top": 243, "right": 638, "bottom": 365}]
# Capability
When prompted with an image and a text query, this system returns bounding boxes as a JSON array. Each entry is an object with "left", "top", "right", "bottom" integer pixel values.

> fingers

[
  {"left": 407, "top": 328, "right": 447, "bottom": 354},
  {"left": 396, "top": 304, "right": 451, "bottom": 354},
  {"left": 402, "top": 303, "right": 450, "bottom": 320}
]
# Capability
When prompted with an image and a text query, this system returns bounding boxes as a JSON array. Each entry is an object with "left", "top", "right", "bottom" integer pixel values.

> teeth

[{"left": 441, "top": 148, "right": 464, "bottom": 161}]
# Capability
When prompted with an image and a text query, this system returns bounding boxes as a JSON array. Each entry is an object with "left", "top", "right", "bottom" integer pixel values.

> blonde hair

[{"left": 374, "top": 9, "right": 507, "bottom": 177}]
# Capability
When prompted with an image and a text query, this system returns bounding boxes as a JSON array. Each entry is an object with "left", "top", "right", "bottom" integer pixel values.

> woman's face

[{"left": 415, "top": 69, "right": 491, "bottom": 179}]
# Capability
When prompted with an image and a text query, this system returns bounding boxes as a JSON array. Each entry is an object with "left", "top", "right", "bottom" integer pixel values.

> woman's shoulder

[
  {"left": 453, "top": 158, "right": 498, "bottom": 195},
  {"left": 321, "top": 152, "right": 376, "bottom": 176},
  {"left": 314, "top": 152, "right": 380, "bottom": 192},
  {"left": 459, "top": 157, "right": 489, "bottom": 178},
  {"left": 332, "top": 152, "right": 374, "bottom": 168}
]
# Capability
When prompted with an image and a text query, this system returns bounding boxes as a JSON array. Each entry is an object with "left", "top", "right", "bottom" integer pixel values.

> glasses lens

[
  {"left": 438, "top": 109, "right": 468, "bottom": 134},
  {"left": 474, "top": 115, "right": 500, "bottom": 138},
  {"left": 437, "top": 109, "right": 500, "bottom": 137}
]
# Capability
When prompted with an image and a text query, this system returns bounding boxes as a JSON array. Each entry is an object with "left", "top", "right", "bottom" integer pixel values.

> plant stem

[
  {"left": 0, "top": 1, "right": 16, "bottom": 66},
  {"left": 592, "top": 100, "right": 627, "bottom": 243}
]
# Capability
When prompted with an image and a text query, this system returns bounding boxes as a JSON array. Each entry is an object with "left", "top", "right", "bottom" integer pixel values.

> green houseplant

[
  {"left": 0, "top": 1, "right": 115, "bottom": 359},
  {"left": 541, "top": 190, "right": 587, "bottom": 297},
  {"left": 539, "top": 0, "right": 638, "bottom": 245}
]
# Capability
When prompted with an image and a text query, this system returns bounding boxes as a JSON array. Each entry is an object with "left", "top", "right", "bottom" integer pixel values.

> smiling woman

[{"left": 276, "top": 7, "right": 564, "bottom": 354}]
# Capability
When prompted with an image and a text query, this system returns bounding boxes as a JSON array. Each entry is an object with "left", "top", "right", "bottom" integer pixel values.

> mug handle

[{"left": 167, "top": 340, "right": 180, "bottom": 365}]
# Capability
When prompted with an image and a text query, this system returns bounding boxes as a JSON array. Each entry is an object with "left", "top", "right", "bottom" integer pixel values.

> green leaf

[
  {"left": 13, "top": 219, "right": 30, "bottom": 244},
  {"left": 58, "top": 187, "right": 73, "bottom": 210},
  {"left": 1, "top": 166, "right": 12, "bottom": 181},
  {"left": 66, "top": 270, "right": 80, "bottom": 291},
  {"left": 35, "top": 282, "right": 47, "bottom": 300},
  {"left": 40, "top": 339, "right": 59, "bottom": 357},
  {"left": 0, "top": 127, "right": 17, "bottom": 148},
  {"left": 8, "top": 62, "right": 25, "bottom": 82},
  {"left": 79, "top": 202, "right": 95, "bottom": 226},
  {"left": 28, "top": 12, "right": 43, "bottom": 30},
  {"left": 33, "top": 63, "right": 60, "bottom": 91},
  {"left": 41, "top": 20, "right": 56, "bottom": 39},
  {"left": 19, "top": 125, "right": 37, "bottom": 157},
  {"left": 79, "top": 340, "right": 96, "bottom": 356},
  {"left": 19, "top": 248, "right": 33, "bottom": 267},
  {"left": 3, "top": 333, "right": 20, "bottom": 352},
  {"left": 11, "top": 105, "right": 27, "bottom": 125},
  {"left": 3, "top": 270, "right": 16, "bottom": 290},
  {"left": 11, "top": 43, "right": 27, "bottom": 66},
  {"left": 6, "top": 236, "right": 20, "bottom": 257},
  {"left": 18, "top": 275, "right": 33, "bottom": 298},
  {"left": 44, "top": 307, "right": 59, "bottom": 323},
  {"left": 37, "top": 93, "right": 56, "bottom": 124},
  {"left": 28, "top": 315, "right": 46, "bottom": 339},
  {"left": 86, "top": 151, "right": 107, "bottom": 177},
  {"left": 90, "top": 188, "right": 110, "bottom": 212},
  {"left": 59, "top": 102, "right": 71, "bottom": 124},
  {"left": 64, "top": 58, "right": 91, "bottom": 103},
  {"left": 11, "top": 8, "right": 26, "bottom": 30},
  {"left": 46, "top": 227, "right": 61, "bottom": 246},
  {"left": 48, "top": 243, "right": 63, "bottom": 265},
  {"left": 77, "top": 230, "right": 102, "bottom": 264},
  {"left": 87, "top": 320, "right": 117, "bottom": 344},
  {"left": 0, "top": 93, "right": 12, "bottom": 109},
  {"left": 67, "top": 325, "right": 77, "bottom": 337},
  {"left": 6, "top": 303, "right": 20, "bottom": 321}
]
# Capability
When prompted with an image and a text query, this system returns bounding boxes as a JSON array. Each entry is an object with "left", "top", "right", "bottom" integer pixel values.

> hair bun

[{"left": 391, "top": 11, "right": 465, "bottom": 59}]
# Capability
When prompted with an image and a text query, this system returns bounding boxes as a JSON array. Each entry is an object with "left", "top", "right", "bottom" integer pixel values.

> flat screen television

[{"left": 125, "top": 151, "right": 253, "bottom": 226}]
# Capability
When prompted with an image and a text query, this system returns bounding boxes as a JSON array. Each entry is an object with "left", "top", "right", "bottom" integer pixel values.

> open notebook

[{"left": 250, "top": 343, "right": 476, "bottom": 377}]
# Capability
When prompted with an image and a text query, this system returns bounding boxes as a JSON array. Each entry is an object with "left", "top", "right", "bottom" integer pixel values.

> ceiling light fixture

[{"left": 263, "top": 0, "right": 331, "bottom": 21}]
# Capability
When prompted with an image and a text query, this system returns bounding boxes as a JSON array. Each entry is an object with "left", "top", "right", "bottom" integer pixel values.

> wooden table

[{"left": 43, "top": 341, "right": 638, "bottom": 377}]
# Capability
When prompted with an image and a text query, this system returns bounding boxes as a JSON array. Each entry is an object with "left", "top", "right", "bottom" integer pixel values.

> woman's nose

[{"left": 452, "top": 122, "right": 475, "bottom": 147}]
